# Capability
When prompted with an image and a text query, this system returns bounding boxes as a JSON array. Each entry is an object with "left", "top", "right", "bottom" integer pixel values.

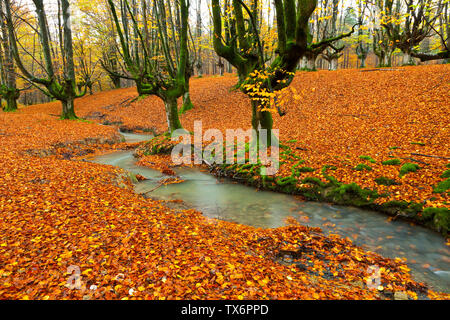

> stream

[{"left": 89, "top": 131, "right": 450, "bottom": 293}]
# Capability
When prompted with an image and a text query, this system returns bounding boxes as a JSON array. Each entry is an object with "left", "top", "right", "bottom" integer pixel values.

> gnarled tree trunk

[{"left": 163, "top": 95, "right": 183, "bottom": 134}]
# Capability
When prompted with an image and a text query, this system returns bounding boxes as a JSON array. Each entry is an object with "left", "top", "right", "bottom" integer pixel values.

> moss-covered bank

[{"left": 135, "top": 135, "right": 449, "bottom": 237}]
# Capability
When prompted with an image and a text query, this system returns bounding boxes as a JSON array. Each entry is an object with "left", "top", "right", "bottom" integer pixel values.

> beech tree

[
  {"left": 107, "top": 0, "right": 192, "bottom": 133},
  {"left": 211, "top": 0, "right": 355, "bottom": 145}
]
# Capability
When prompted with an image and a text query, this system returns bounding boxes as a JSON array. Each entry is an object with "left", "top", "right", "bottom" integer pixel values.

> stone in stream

[{"left": 394, "top": 292, "right": 409, "bottom": 300}]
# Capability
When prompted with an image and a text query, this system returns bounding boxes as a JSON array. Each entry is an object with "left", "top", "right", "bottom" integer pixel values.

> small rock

[{"left": 394, "top": 291, "right": 408, "bottom": 300}]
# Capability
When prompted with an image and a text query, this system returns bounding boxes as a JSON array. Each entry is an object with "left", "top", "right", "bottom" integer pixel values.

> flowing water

[{"left": 88, "top": 132, "right": 450, "bottom": 293}]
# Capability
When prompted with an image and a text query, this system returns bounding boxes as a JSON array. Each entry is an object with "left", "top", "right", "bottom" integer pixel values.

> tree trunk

[
  {"left": 163, "top": 95, "right": 182, "bottom": 133},
  {"left": 61, "top": 98, "right": 77, "bottom": 120},
  {"left": 382, "top": 50, "right": 393, "bottom": 67},
  {"left": 111, "top": 76, "right": 121, "bottom": 89},
  {"left": 218, "top": 57, "right": 224, "bottom": 76},
  {"left": 307, "top": 56, "right": 316, "bottom": 71},
  {"left": 2, "top": 89, "right": 19, "bottom": 112},
  {"left": 402, "top": 52, "right": 415, "bottom": 66},
  {"left": 180, "top": 90, "right": 193, "bottom": 113},
  {"left": 360, "top": 55, "right": 366, "bottom": 68},
  {"left": 330, "top": 58, "right": 338, "bottom": 71},
  {"left": 300, "top": 56, "right": 307, "bottom": 69},
  {"left": 251, "top": 100, "right": 277, "bottom": 146}
]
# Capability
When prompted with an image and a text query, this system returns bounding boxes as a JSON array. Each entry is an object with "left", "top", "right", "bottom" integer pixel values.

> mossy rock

[
  {"left": 127, "top": 172, "right": 139, "bottom": 184},
  {"left": 275, "top": 176, "right": 298, "bottom": 193},
  {"left": 321, "top": 165, "right": 339, "bottom": 185},
  {"left": 380, "top": 201, "right": 422, "bottom": 218},
  {"left": 441, "top": 170, "right": 450, "bottom": 179},
  {"left": 433, "top": 178, "right": 450, "bottom": 194},
  {"left": 325, "top": 183, "right": 379, "bottom": 206},
  {"left": 399, "top": 163, "right": 420, "bottom": 177},
  {"left": 419, "top": 207, "right": 449, "bottom": 236},
  {"left": 382, "top": 159, "right": 401, "bottom": 165}
]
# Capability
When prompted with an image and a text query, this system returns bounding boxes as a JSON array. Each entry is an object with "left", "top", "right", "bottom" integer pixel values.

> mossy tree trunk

[
  {"left": 2, "top": 88, "right": 19, "bottom": 111},
  {"left": 0, "top": 0, "right": 19, "bottom": 112},
  {"left": 181, "top": 90, "right": 194, "bottom": 113},
  {"left": 61, "top": 98, "right": 77, "bottom": 120},
  {"left": 163, "top": 95, "right": 183, "bottom": 134},
  {"left": 107, "top": 0, "right": 191, "bottom": 133}
]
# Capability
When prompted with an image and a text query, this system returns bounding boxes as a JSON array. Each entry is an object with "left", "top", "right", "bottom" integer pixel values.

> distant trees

[
  {"left": 1, "top": 0, "right": 448, "bottom": 113},
  {"left": 371, "top": 0, "right": 448, "bottom": 66},
  {"left": 408, "top": 0, "right": 449, "bottom": 62},
  {"left": 4, "top": 0, "right": 85, "bottom": 119}
]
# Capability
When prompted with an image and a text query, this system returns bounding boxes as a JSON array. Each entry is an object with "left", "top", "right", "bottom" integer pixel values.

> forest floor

[{"left": 0, "top": 65, "right": 449, "bottom": 300}]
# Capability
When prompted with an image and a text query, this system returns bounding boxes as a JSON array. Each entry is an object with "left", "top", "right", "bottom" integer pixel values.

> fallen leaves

[{"left": 0, "top": 65, "right": 449, "bottom": 300}]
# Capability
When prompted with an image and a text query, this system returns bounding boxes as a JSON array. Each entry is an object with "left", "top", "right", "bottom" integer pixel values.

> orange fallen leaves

[{"left": 0, "top": 65, "right": 449, "bottom": 300}]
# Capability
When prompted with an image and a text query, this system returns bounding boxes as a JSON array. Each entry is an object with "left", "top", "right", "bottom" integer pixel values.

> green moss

[
  {"left": 326, "top": 183, "right": 379, "bottom": 206},
  {"left": 291, "top": 160, "right": 306, "bottom": 176},
  {"left": 297, "top": 166, "right": 315, "bottom": 173},
  {"left": 399, "top": 163, "right": 420, "bottom": 177},
  {"left": 321, "top": 165, "right": 339, "bottom": 184},
  {"left": 410, "top": 141, "right": 425, "bottom": 146},
  {"left": 381, "top": 159, "right": 401, "bottom": 165},
  {"left": 374, "top": 176, "right": 401, "bottom": 186},
  {"left": 359, "top": 155, "right": 376, "bottom": 163},
  {"left": 276, "top": 176, "right": 298, "bottom": 193},
  {"left": 301, "top": 177, "right": 327, "bottom": 188},
  {"left": 353, "top": 163, "right": 372, "bottom": 171},
  {"left": 380, "top": 201, "right": 422, "bottom": 217},
  {"left": 441, "top": 170, "right": 450, "bottom": 179},
  {"left": 322, "top": 165, "right": 337, "bottom": 172},
  {"left": 420, "top": 207, "right": 450, "bottom": 236},
  {"left": 433, "top": 178, "right": 450, "bottom": 194}
]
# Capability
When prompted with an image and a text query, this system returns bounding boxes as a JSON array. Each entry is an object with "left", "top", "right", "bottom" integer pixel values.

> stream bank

[{"left": 88, "top": 131, "right": 450, "bottom": 294}]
